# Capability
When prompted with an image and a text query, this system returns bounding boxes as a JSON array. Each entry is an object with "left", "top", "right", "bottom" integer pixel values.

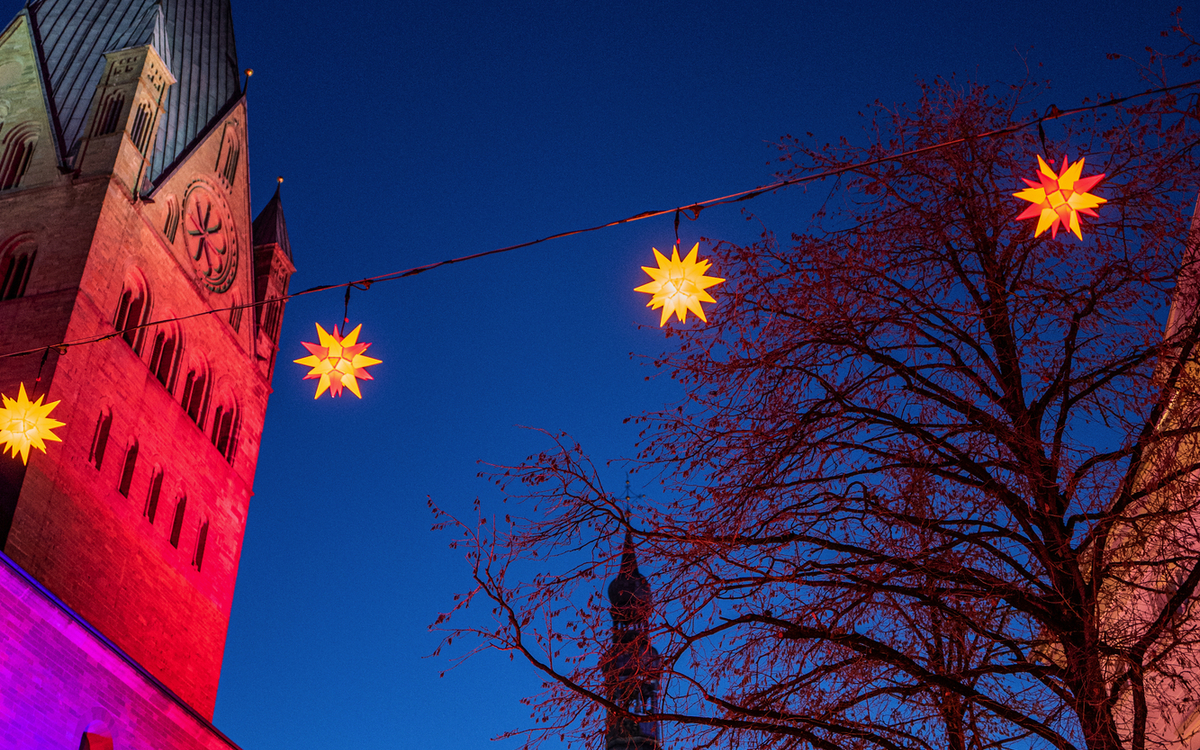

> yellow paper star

[
  {"left": 0, "top": 383, "right": 65, "bottom": 464},
  {"left": 294, "top": 323, "right": 382, "bottom": 399},
  {"left": 1014, "top": 155, "right": 1106, "bottom": 240},
  {"left": 635, "top": 243, "right": 725, "bottom": 326}
]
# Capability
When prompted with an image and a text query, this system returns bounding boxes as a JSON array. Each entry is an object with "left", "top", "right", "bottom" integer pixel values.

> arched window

[
  {"left": 0, "top": 252, "right": 32, "bottom": 300},
  {"left": 262, "top": 299, "right": 283, "bottom": 343},
  {"left": 144, "top": 469, "right": 163, "bottom": 523},
  {"left": 169, "top": 496, "right": 186, "bottom": 548},
  {"left": 129, "top": 102, "right": 154, "bottom": 154},
  {"left": 216, "top": 123, "right": 240, "bottom": 186},
  {"left": 162, "top": 195, "right": 180, "bottom": 243},
  {"left": 92, "top": 92, "right": 124, "bottom": 136},
  {"left": 180, "top": 367, "right": 209, "bottom": 428},
  {"left": 0, "top": 123, "right": 37, "bottom": 190},
  {"left": 117, "top": 440, "right": 138, "bottom": 497},
  {"left": 113, "top": 273, "right": 150, "bottom": 354},
  {"left": 88, "top": 409, "right": 112, "bottom": 471},
  {"left": 210, "top": 402, "right": 239, "bottom": 464},
  {"left": 148, "top": 327, "right": 182, "bottom": 392},
  {"left": 192, "top": 520, "right": 209, "bottom": 571},
  {"left": 0, "top": 234, "right": 36, "bottom": 301},
  {"left": 222, "top": 141, "right": 239, "bottom": 185},
  {"left": 229, "top": 298, "right": 243, "bottom": 333}
]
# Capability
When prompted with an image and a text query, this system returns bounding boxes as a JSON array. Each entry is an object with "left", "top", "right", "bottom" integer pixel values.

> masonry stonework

[
  {"left": 0, "top": 551, "right": 244, "bottom": 750},
  {"left": 0, "top": 0, "right": 293, "bottom": 729}
]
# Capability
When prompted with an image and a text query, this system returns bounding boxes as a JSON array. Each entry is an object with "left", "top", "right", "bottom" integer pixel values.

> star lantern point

[
  {"left": 635, "top": 243, "right": 725, "bottom": 326},
  {"left": 294, "top": 323, "right": 382, "bottom": 399},
  {"left": 0, "top": 383, "right": 65, "bottom": 464},
  {"left": 1014, "top": 155, "right": 1106, "bottom": 240}
]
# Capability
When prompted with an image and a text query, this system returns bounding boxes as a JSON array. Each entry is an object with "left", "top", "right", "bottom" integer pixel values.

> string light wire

[{"left": 1, "top": 77, "right": 1198, "bottom": 363}]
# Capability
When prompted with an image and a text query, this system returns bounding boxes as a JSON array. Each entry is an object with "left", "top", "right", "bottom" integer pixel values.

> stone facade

[{"left": 0, "top": 0, "right": 292, "bottom": 726}]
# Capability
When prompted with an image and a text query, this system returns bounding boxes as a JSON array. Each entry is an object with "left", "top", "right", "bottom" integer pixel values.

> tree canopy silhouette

[{"left": 436, "top": 27, "right": 1200, "bottom": 750}]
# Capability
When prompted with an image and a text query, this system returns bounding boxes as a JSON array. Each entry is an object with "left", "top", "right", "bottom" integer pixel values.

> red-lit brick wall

[
  {"left": 0, "top": 550, "right": 244, "bottom": 750},
  {"left": 0, "top": 81, "right": 276, "bottom": 716}
]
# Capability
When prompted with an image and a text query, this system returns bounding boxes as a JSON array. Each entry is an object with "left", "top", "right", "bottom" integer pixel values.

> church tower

[
  {"left": 0, "top": 0, "right": 292, "bottom": 720},
  {"left": 602, "top": 531, "right": 664, "bottom": 750}
]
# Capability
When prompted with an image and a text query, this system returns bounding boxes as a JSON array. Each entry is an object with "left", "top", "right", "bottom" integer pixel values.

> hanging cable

[{"left": 0, "top": 76, "right": 1197, "bottom": 363}]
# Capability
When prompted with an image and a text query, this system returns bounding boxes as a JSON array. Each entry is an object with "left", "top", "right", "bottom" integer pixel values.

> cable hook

[{"left": 33, "top": 346, "right": 51, "bottom": 396}]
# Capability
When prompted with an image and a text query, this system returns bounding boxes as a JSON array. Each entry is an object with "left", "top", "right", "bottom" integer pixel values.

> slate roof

[
  {"left": 26, "top": 0, "right": 241, "bottom": 182},
  {"left": 251, "top": 183, "right": 291, "bottom": 261}
]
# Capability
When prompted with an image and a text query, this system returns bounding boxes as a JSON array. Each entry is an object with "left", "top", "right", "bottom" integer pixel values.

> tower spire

[{"left": 602, "top": 529, "right": 663, "bottom": 750}]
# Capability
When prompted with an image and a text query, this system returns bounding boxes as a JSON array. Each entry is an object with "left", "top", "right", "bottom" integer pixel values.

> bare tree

[{"left": 435, "top": 26, "right": 1200, "bottom": 750}]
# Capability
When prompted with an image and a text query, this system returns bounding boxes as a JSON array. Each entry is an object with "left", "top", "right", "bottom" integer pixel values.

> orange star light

[
  {"left": 635, "top": 243, "right": 725, "bottom": 326},
  {"left": 294, "top": 323, "right": 382, "bottom": 399},
  {"left": 1014, "top": 155, "right": 1106, "bottom": 240},
  {"left": 0, "top": 383, "right": 65, "bottom": 464}
]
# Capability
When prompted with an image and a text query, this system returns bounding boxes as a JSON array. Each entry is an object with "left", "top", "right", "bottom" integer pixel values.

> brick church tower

[{"left": 0, "top": 0, "right": 292, "bottom": 724}]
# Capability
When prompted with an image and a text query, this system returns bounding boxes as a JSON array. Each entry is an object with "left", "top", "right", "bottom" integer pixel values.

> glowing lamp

[
  {"left": 635, "top": 243, "right": 725, "bottom": 326},
  {"left": 0, "top": 383, "right": 64, "bottom": 464},
  {"left": 294, "top": 323, "right": 382, "bottom": 399},
  {"left": 1014, "top": 155, "right": 1106, "bottom": 239}
]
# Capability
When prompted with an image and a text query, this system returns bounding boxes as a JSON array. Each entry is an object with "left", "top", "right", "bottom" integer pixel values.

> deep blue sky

[{"left": 11, "top": 1, "right": 1194, "bottom": 748}]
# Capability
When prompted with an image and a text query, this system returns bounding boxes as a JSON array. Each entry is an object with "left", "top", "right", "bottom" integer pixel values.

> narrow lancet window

[
  {"left": 118, "top": 441, "right": 138, "bottom": 497},
  {"left": 113, "top": 276, "right": 150, "bottom": 354},
  {"left": 144, "top": 470, "right": 163, "bottom": 524},
  {"left": 170, "top": 496, "right": 187, "bottom": 548},
  {"left": 148, "top": 329, "right": 182, "bottom": 392},
  {"left": 92, "top": 92, "right": 124, "bottom": 136},
  {"left": 89, "top": 409, "right": 112, "bottom": 471},
  {"left": 129, "top": 103, "right": 154, "bottom": 153},
  {"left": 192, "top": 520, "right": 209, "bottom": 571},
  {"left": 0, "top": 124, "right": 37, "bottom": 190},
  {"left": 180, "top": 369, "right": 209, "bottom": 427},
  {"left": 163, "top": 197, "right": 180, "bottom": 243},
  {"left": 211, "top": 404, "right": 239, "bottom": 464},
  {"left": 0, "top": 248, "right": 34, "bottom": 301}
]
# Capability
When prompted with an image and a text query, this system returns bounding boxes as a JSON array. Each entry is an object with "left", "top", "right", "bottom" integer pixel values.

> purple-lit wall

[{"left": 0, "top": 550, "right": 243, "bottom": 750}]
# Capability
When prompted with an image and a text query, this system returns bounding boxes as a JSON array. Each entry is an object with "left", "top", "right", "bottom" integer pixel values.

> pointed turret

[
  {"left": 601, "top": 529, "right": 663, "bottom": 750},
  {"left": 28, "top": 0, "right": 241, "bottom": 181},
  {"left": 608, "top": 530, "right": 652, "bottom": 630},
  {"left": 252, "top": 179, "right": 295, "bottom": 376},
  {"left": 252, "top": 181, "right": 292, "bottom": 261}
]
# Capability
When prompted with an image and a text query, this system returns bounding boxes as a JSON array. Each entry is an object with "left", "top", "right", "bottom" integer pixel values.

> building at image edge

[{"left": 0, "top": 0, "right": 293, "bottom": 745}]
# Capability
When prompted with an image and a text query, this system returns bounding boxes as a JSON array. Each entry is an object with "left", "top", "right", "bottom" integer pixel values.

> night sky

[{"left": 8, "top": 1, "right": 1194, "bottom": 748}]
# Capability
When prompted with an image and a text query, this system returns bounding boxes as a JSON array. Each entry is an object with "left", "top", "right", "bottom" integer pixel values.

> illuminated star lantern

[
  {"left": 0, "top": 383, "right": 65, "bottom": 464},
  {"left": 1014, "top": 155, "right": 1107, "bottom": 239},
  {"left": 635, "top": 243, "right": 725, "bottom": 326},
  {"left": 294, "top": 323, "right": 382, "bottom": 399}
]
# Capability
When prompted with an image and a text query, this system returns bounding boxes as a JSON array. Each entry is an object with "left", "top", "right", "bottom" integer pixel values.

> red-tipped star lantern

[
  {"left": 635, "top": 242, "right": 725, "bottom": 326},
  {"left": 0, "top": 383, "right": 65, "bottom": 464},
  {"left": 1014, "top": 155, "right": 1106, "bottom": 240},
  {"left": 294, "top": 323, "right": 382, "bottom": 399}
]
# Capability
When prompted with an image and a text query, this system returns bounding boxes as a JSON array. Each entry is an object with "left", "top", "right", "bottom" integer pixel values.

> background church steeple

[{"left": 602, "top": 528, "right": 663, "bottom": 750}]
